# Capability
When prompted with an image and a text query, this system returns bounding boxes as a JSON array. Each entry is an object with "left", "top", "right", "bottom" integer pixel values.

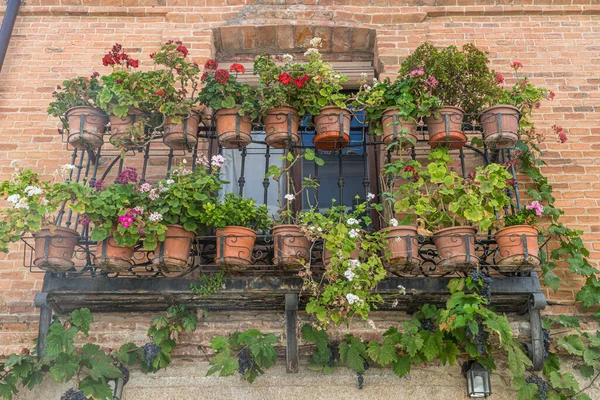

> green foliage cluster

[
  {"left": 47, "top": 77, "right": 104, "bottom": 117},
  {"left": 207, "top": 330, "right": 278, "bottom": 383},
  {"left": 190, "top": 271, "right": 226, "bottom": 296},
  {"left": 201, "top": 193, "right": 271, "bottom": 232}
]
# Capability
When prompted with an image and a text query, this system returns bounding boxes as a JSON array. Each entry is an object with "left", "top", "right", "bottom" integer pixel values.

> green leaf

[
  {"left": 517, "top": 383, "right": 539, "bottom": 400},
  {"left": 422, "top": 332, "right": 443, "bottom": 362},
  {"left": 339, "top": 336, "right": 367, "bottom": 373},
  {"left": 549, "top": 371, "right": 579, "bottom": 393},
  {"left": 88, "top": 357, "right": 123, "bottom": 381},
  {"left": 44, "top": 323, "right": 77, "bottom": 357},
  {"left": 557, "top": 335, "right": 585, "bottom": 356},
  {"left": 543, "top": 353, "right": 560, "bottom": 377},
  {"left": 79, "top": 376, "right": 114, "bottom": 400},
  {"left": 49, "top": 353, "right": 78, "bottom": 382},
  {"left": 580, "top": 364, "right": 595, "bottom": 378},
  {"left": 22, "top": 371, "right": 44, "bottom": 391},
  {"left": 400, "top": 333, "right": 424, "bottom": 358},
  {"left": 70, "top": 308, "right": 93, "bottom": 336},
  {"left": 116, "top": 343, "right": 138, "bottom": 365},
  {"left": 367, "top": 340, "right": 398, "bottom": 367},
  {"left": 391, "top": 355, "right": 411, "bottom": 378},
  {"left": 439, "top": 340, "right": 460, "bottom": 366}
]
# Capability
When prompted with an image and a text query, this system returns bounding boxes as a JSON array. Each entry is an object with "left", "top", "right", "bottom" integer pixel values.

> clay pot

[
  {"left": 163, "top": 113, "right": 201, "bottom": 150},
  {"left": 480, "top": 105, "right": 520, "bottom": 149},
  {"left": 215, "top": 226, "right": 256, "bottom": 271},
  {"left": 33, "top": 226, "right": 80, "bottom": 272},
  {"left": 381, "top": 225, "right": 419, "bottom": 273},
  {"left": 494, "top": 225, "right": 540, "bottom": 272},
  {"left": 215, "top": 108, "right": 253, "bottom": 149},
  {"left": 322, "top": 242, "right": 360, "bottom": 266},
  {"left": 381, "top": 108, "right": 418, "bottom": 148},
  {"left": 109, "top": 107, "right": 147, "bottom": 150},
  {"left": 96, "top": 233, "right": 135, "bottom": 273},
  {"left": 152, "top": 224, "right": 196, "bottom": 272},
  {"left": 65, "top": 106, "right": 108, "bottom": 150},
  {"left": 432, "top": 226, "right": 479, "bottom": 271},
  {"left": 313, "top": 106, "right": 352, "bottom": 151},
  {"left": 272, "top": 224, "right": 312, "bottom": 270},
  {"left": 424, "top": 106, "right": 466, "bottom": 149},
  {"left": 264, "top": 106, "right": 301, "bottom": 149}
]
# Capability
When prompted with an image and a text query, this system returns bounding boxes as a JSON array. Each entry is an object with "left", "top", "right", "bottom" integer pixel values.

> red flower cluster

[
  {"left": 214, "top": 69, "right": 230, "bottom": 84},
  {"left": 553, "top": 124, "right": 568, "bottom": 143},
  {"left": 403, "top": 165, "right": 419, "bottom": 181},
  {"left": 102, "top": 43, "right": 139, "bottom": 68},
  {"left": 150, "top": 53, "right": 156, "bottom": 59},
  {"left": 176, "top": 45, "right": 188, "bottom": 57},
  {"left": 505, "top": 178, "right": 515, "bottom": 187},
  {"left": 155, "top": 90, "right": 165, "bottom": 96},
  {"left": 510, "top": 61, "right": 523, "bottom": 70},
  {"left": 548, "top": 91, "right": 555, "bottom": 100},
  {"left": 278, "top": 73, "right": 293, "bottom": 85},
  {"left": 495, "top": 71, "right": 504, "bottom": 84},
  {"left": 201, "top": 72, "right": 208, "bottom": 82},
  {"left": 294, "top": 74, "right": 310, "bottom": 88},
  {"left": 204, "top": 59, "right": 218, "bottom": 71},
  {"left": 229, "top": 63, "right": 245, "bottom": 73}
]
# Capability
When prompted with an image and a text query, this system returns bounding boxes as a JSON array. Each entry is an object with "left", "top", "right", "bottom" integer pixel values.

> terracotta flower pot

[
  {"left": 215, "top": 226, "right": 256, "bottom": 271},
  {"left": 65, "top": 106, "right": 108, "bottom": 150},
  {"left": 322, "top": 241, "right": 360, "bottom": 266},
  {"left": 480, "top": 105, "right": 520, "bottom": 149},
  {"left": 163, "top": 113, "right": 201, "bottom": 150},
  {"left": 215, "top": 108, "right": 253, "bottom": 149},
  {"left": 381, "top": 225, "right": 419, "bottom": 273},
  {"left": 494, "top": 224, "right": 540, "bottom": 272},
  {"left": 109, "top": 107, "right": 147, "bottom": 150},
  {"left": 424, "top": 106, "right": 466, "bottom": 149},
  {"left": 33, "top": 226, "right": 80, "bottom": 272},
  {"left": 272, "top": 224, "right": 312, "bottom": 270},
  {"left": 264, "top": 106, "right": 301, "bottom": 149},
  {"left": 152, "top": 224, "right": 196, "bottom": 272},
  {"left": 313, "top": 106, "right": 352, "bottom": 151},
  {"left": 96, "top": 233, "right": 135, "bottom": 273},
  {"left": 432, "top": 226, "right": 479, "bottom": 272},
  {"left": 381, "top": 108, "right": 418, "bottom": 148}
]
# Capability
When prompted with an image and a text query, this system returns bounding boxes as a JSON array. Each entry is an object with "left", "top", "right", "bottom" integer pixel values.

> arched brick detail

[{"left": 213, "top": 25, "right": 375, "bottom": 61}]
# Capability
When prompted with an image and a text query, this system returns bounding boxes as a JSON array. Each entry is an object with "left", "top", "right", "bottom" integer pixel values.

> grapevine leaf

[
  {"left": 0, "top": 383, "right": 15, "bottom": 400},
  {"left": 557, "top": 335, "right": 585, "bottom": 356},
  {"left": 210, "top": 336, "right": 229, "bottom": 352},
  {"left": 367, "top": 340, "right": 398, "bottom": 367},
  {"left": 552, "top": 315, "right": 580, "bottom": 328},
  {"left": 22, "top": 371, "right": 44, "bottom": 391},
  {"left": 339, "top": 336, "right": 367, "bottom": 373},
  {"left": 580, "top": 364, "right": 595, "bottom": 378},
  {"left": 88, "top": 357, "right": 123, "bottom": 381},
  {"left": 516, "top": 383, "right": 538, "bottom": 400},
  {"left": 543, "top": 353, "right": 560, "bottom": 377},
  {"left": 117, "top": 343, "right": 138, "bottom": 365},
  {"left": 400, "top": 333, "right": 424, "bottom": 358},
  {"left": 575, "top": 394, "right": 593, "bottom": 400},
  {"left": 79, "top": 376, "right": 114, "bottom": 400},
  {"left": 49, "top": 353, "right": 78, "bottom": 382},
  {"left": 439, "top": 340, "right": 460, "bottom": 366},
  {"left": 549, "top": 371, "right": 579, "bottom": 393},
  {"left": 391, "top": 355, "right": 411, "bottom": 378},
  {"left": 422, "top": 332, "right": 443, "bottom": 362},
  {"left": 70, "top": 308, "right": 93, "bottom": 336}
]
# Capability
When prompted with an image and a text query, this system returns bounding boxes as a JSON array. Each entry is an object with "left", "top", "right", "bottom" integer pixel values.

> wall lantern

[
  {"left": 462, "top": 360, "right": 492, "bottom": 398},
  {"left": 109, "top": 365, "right": 130, "bottom": 400}
]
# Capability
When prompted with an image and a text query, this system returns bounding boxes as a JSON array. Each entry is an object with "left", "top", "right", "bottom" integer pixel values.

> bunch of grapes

[
  {"left": 467, "top": 315, "right": 487, "bottom": 355},
  {"left": 356, "top": 360, "right": 369, "bottom": 389},
  {"left": 526, "top": 375, "right": 550, "bottom": 400},
  {"left": 469, "top": 269, "right": 492, "bottom": 304},
  {"left": 328, "top": 341, "right": 340, "bottom": 367},
  {"left": 141, "top": 343, "right": 162, "bottom": 368},
  {"left": 60, "top": 388, "right": 88, "bottom": 400},
  {"left": 237, "top": 347, "right": 255, "bottom": 375},
  {"left": 419, "top": 317, "right": 436, "bottom": 333},
  {"left": 542, "top": 328, "right": 550, "bottom": 359}
]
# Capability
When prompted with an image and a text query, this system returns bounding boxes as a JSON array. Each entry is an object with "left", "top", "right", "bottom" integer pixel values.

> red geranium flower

[
  {"left": 510, "top": 61, "right": 523, "bottom": 70},
  {"left": 204, "top": 59, "right": 218, "bottom": 71},
  {"left": 548, "top": 91, "right": 555, "bottom": 100},
  {"left": 127, "top": 59, "right": 139, "bottom": 68},
  {"left": 229, "top": 63, "right": 245, "bottom": 73},
  {"left": 176, "top": 45, "right": 189, "bottom": 57},
  {"left": 155, "top": 90, "right": 165, "bottom": 95},
  {"left": 150, "top": 53, "right": 156, "bottom": 59},
  {"left": 278, "top": 73, "right": 293, "bottom": 85},
  {"left": 201, "top": 72, "right": 208, "bottom": 82},
  {"left": 214, "top": 69, "right": 230, "bottom": 84},
  {"left": 293, "top": 77, "right": 307, "bottom": 88},
  {"left": 495, "top": 71, "right": 504, "bottom": 84}
]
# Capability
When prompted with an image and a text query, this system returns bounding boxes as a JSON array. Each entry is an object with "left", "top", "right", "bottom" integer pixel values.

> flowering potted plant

[
  {"left": 482, "top": 61, "right": 554, "bottom": 149},
  {"left": 81, "top": 167, "right": 165, "bottom": 271},
  {"left": 494, "top": 200, "right": 543, "bottom": 271},
  {"left": 265, "top": 149, "right": 322, "bottom": 269},
  {"left": 253, "top": 53, "right": 312, "bottom": 148},
  {"left": 0, "top": 161, "right": 86, "bottom": 272},
  {"left": 142, "top": 156, "right": 226, "bottom": 272},
  {"left": 47, "top": 75, "right": 108, "bottom": 150},
  {"left": 148, "top": 41, "right": 203, "bottom": 150},
  {"left": 197, "top": 60, "right": 258, "bottom": 149},
  {"left": 400, "top": 43, "right": 498, "bottom": 149},
  {"left": 300, "top": 38, "right": 351, "bottom": 151},
  {"left": 297, "top": 198, "right": 389, "bottom": 327},
  {"left": 393, "top": 148, "right": 513, "bottom": 271},
  {"left": 201, "top": 193, "right": 271, "bottom": 270},
  {"left": 96, "top": 43, "right": 155, "bottom": 150}
]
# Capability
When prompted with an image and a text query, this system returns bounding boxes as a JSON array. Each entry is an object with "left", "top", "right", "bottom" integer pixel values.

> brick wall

[{"left": 0, "top": 0, "right": 599, "bottom": 396}]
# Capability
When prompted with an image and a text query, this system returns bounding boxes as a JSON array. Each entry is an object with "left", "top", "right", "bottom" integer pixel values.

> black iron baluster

[
  {"left": 73, "top": 154, "right": 92, "bottom": 231},
  {"left": 64, "top": 150, "right": 86, "bottom": 229},
  {"left": 362, "top": 129, "right": 370, "bottom": 200},
  {"left": 115, "top": 157, "right": 125, "bottom": 183},
  {"left": 165, "top": 148, "right": 174, "bottom": 178},
  {"left": 313, "top": 148, "right": 320, "bottom": 211},
  {"left": 507, "top": 149, "right": 521, "bottom": 210},
  {"left": 337, "top": 148, "right": 344, "bottom": 205},
  {"left": 57, "top": 149, "right": 80, "bottom": 226},
  {"left": 238, "top": 148, "right": 247, "bottom": 197},
  {"left": 459, "top": 147, "right": 467, "bottom": 179},
  {"left": 191, "top": 140, "right": 199, "bottom": 173},
  {"left": 140, "top": 142, "right": 151, "bottom": 183},
  {"left": 263, "top": 145, "right": 271, "bottom": 205}
]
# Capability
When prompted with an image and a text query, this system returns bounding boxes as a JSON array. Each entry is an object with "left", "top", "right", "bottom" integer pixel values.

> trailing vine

[{"left": 189, "top": 271, "right": 226, "bottom": 296}]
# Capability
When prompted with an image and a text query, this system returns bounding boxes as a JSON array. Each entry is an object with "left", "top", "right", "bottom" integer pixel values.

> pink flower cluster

[
  {"left": 118, "top": 207, "right": 143, "bottom": 228},
  {"left": 526, "top": 201, "right": 544, "bottom": 217},
  {"left": 409, "top": 68, "right": 425, "bottom": 77},
  {"left": 553, "top": 124, "right": 567, "bottom": 143},
  {"left": 117, "top": 167, "right": 138, "bottom": 185}
]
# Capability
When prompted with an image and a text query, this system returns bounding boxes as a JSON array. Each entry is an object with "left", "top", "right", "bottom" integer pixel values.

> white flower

[
  {"left": 24, "top": 186, "right": 43, "bottom": 197},
  {"left": 367, "top": 192, "right": 375, "bottom": 201},
  {"left": 284, "top": 193, "right": 295, "bottom": 201},
  {"left": 346, "top": 293, "right": 362, "bottom": 305},
  {"left": 211, "top": 155, "right": 225, "bottom": 168},
  {"left": 389, "top": 218, "right": 399, "bottom": 227},
  {"left": 372, "top": 78, "right": 378, "bottom": 85},
  {"left": 180, "top": 168, "right": 192, "bottom": 176},
  {"left": 344, "top": 268, "right": 356, "bottom": 281},
  {"left": 149, "top": 189, "right": 160, "bottom": 200},
  {"left": 363, "top": 85, "right": 371, "bottom": 93},
  {"left": 41, "top": 198, "right": 49, "bottom": 205},
  {"left": 182, "top": 159, "right": 187, "bottom": 164},
  {"left": 309, "top": 37, "right": 322, "bottom": 47},
  {"left": 196, "top": 154, "right": 209, "bottom": 167},
  {"left": 60, "top": 164, "right": 76, "bottom": 175},
  {"left": 333, "top": 74, "right": 341, "bottom": 79},
  {"left": 349, "top": 259, "right": 360, "bottom": 268},
  {"left": 367, "top": 319, "right": 377, "bottom": 329},
  {"left": 304, "top": 48, "right": 319, "bottom": 57},
  {"left": 134, "top": 206, "right": 144, "bottom": 214},
  {"left": 139, "top": 182, "right": 152, "bottom": 193},
  {"left": 15, "top": 198, "right": 29, "bottom": 210},
  {"left": 6, "top": 194, "right": 20, "bottom": 204},
  {"left": 10, "top": 159, "right": 21, "bottom": 168},
  {"left": 149, "top": 212, "right": 163, "bottom": 222},
  {"left": 347, "top": 218, "right": 359, "bottom": 225},
  {"left": 397, "top": 285, "right": 406, "bottom": 294},
  {"left": 349, "top": 228, "right": 360, "bottom": 239},
  {"left": 317, "top": 227, "right": 322, "bottom": 232},
  {"left": 282, "top": 53, "right": 294, "bottom": 62},
  {"left": 360, "top": 72, "right": 367, "bottom": 80},
  {"left": 165, "top": 179, "right": 175, "bottom": 185}
]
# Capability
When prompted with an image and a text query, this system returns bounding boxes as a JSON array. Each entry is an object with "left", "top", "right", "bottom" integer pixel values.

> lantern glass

[{"left": 465, "top": 362, "right": 491, "bottom": 398}]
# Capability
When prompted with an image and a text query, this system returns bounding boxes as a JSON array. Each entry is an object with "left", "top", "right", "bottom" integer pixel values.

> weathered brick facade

[{"left": 0, "top": 0, "right": 599, "bottom": 398}]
